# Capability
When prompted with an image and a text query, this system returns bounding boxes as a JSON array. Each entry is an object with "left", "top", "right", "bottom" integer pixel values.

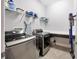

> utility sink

[
  {"left": 5, "top": 31, "right": 33, "bottom": 42},
  {"left": 15, "top": 34, "right": 32, "bottom": 40}
]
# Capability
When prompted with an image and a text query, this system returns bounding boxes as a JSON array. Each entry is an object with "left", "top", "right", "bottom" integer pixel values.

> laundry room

[{"left": 1, "top": 0, "right": 77, "bottom": 59}]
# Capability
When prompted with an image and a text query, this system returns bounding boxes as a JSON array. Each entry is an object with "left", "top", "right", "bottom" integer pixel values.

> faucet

[{"left": 24, "top": 21, "right": 27, "bottom": 34}]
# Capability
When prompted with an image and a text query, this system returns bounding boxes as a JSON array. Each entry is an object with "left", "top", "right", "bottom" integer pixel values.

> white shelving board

[{"left": 5, "top": 8, "right": 24, "bottom": 15}]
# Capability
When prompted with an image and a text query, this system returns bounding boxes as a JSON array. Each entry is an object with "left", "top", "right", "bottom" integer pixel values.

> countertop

[
  {"left": 6, "top": 36, "right": 36, "bottom": 47},
  {"left": 43, "top": 30, "right": 76, "bottom": 35}
]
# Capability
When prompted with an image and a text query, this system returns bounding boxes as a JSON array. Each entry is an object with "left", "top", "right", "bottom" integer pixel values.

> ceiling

[{"left": 38, "top": 0, "right": 61, "bottom": 6}]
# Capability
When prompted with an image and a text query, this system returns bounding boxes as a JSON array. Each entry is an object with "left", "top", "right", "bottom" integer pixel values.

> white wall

[
  {"left": 1, "top": 0, "right": 5, "bottom": 59},
  {"left": 15, "top": 0, "right": 45, "bottom": 17},
  {"left": 5, "top": 0, "right": 45, "bottom": 31},
  {"left": 43, "top": 0, "right": 76, "bottom": 35},
  {"left": 5, "top": 0, "right": 76, "bottom": 35}
]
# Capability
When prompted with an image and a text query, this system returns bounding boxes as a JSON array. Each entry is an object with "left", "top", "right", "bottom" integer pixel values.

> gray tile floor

[
  {"left": 39, "top": 47, "right": 72, "bottom": 59},
  {"left": 39, "top": 37, "right": 76, "bottom": 59}
]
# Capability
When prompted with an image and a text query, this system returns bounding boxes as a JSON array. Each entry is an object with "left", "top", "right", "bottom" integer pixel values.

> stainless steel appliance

[
  {"left": 32, "top": 29, "right": 50, "bottom": 56},
  {"left": 37, "top": 32, "right": 50, "bottom": 56},
  {"left": 5, "top": 37, "right": 39, "bottom": 59}
]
